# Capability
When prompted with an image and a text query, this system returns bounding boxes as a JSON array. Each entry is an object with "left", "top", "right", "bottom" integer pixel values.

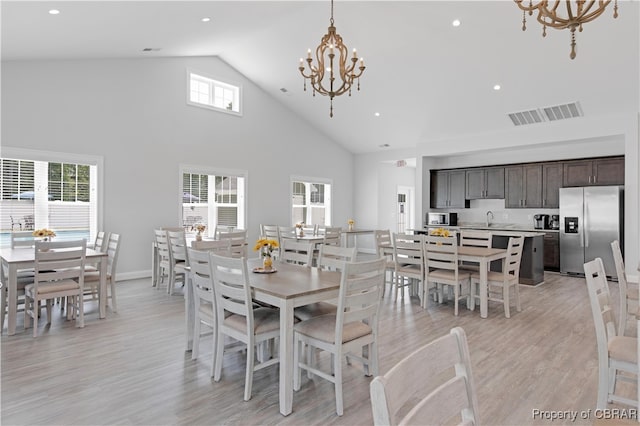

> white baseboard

[
  {"left": 628, "top": 274, "right": 639, "bottom": 284},
  {"left": 116, "top": 270, "right": 151, "bottom": 282}
]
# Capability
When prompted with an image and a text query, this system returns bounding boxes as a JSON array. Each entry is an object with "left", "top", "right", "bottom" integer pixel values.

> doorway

[{"left": 397, "top": 186, "right": 414, "bottom": 233}]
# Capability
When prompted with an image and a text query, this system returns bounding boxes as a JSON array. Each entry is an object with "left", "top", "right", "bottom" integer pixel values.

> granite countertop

[{"left": 421, "top": 223, "right": 556, "bottom": 237}]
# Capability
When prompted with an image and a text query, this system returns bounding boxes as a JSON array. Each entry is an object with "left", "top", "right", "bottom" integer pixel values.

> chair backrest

[
  {"left": 393, "top": 233, "right": 424, "bottom": 271},
  {"left": 323, "top": 227, "right": 342, "bottom": 246},
  {"left": 11, "top": 231, "right": 35, "bottom": 248},
  {"left": 277, "top": 225, "right": 296, "bottom": 243},
  {"left": 214, "top": 225, "right": 236, "bottom": 238},
  {"left": 94, "top": 231, "right": 110, "bottom": 253},
  {"left": 23, "top": 214, "right": 35, "bottom": 230},
  {"left": 154, "top": 229, "right": 172, "bottom": 264},
  {"left": 167, "top": 230, "right": 189, "bottom": 266},
  {"left": 280, "top": 239, "right": 314, "bottom": 266},
  {"left": 188, "top": 248, "right": 215, "bottom": 308},
  {"left": 302, "top": 224, "right": 319, "bottom": 236},
  {"left": 335, "top": 258, "right": 386, "bottom": 347},
  {"left": 503, "top": 236, "right": 525, "bottom": 280},
  {"left": 210, "top": 254, "right": 254, "bottom": 333},
  {"left": 370, "top": 327, "right": 480, "bottom": 426},
  {"left": 217, "top": 230, "right": 248, "bottom": 258},
  {"left": 424, "top": 235, "right": 459, "bottom": 273},
  {"left": 584, "top": 258, "right": 618, "bottom": 367},
  {"left": 34, "top": 239, "right": 87, "bottom": 292},
  {"left": 374, "top": 230, "right": 393, "bottom": 254},
  {"left": 460, "top": 230, "right": 492, "bottom": 248},
  {"left": 611, "top": 240, "right": 629, "bottom": 335},
  {"left": 317, "top": 244, "right": 357, "bottom": 271},
  {"left": 260, "top": 224, "right": 279, "bottom": 240},
  {"left": 191, "top": 239, "right": 231, "bottom": 256},
  {"left": 105, "top": 233, "right": 121, "bottom": 280}
]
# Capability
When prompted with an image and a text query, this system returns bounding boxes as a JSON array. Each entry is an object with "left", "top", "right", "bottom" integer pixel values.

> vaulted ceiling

[{"left": 3, "top": 1, "right": 638, "bottom": 154}]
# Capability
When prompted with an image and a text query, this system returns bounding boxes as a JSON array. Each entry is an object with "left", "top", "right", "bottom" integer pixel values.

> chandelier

[
  {"left": 514, "top": 0, "right": 618, "bottom": 59},
  {"left": 298, "top": 0, "right": 365, "bottom": 117}
]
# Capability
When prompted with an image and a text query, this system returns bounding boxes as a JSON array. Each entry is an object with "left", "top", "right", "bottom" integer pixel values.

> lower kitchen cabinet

[
  {"left": 543, "top": 232, "right": 560, "bottom": 271},
  {"left": 490, "top": 235, "right": 544, "bottom": 285}
]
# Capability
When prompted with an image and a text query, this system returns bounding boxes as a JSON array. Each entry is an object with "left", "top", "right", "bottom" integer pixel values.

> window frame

[
  {"left": 290, "top": 175, "right": 332, "bottom": 226},
  {"left": 186, "top": 68, "right": 243, "bottom": 117},
  {"left": 179, "top": 164, "right": 248, "bottom": 236}
]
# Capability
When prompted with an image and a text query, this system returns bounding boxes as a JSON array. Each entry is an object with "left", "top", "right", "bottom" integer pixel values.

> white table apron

[
  {"left": 1, "top": 247, "right": 108, "bottom": 336},
  {"left": 457, "top": 246, "right": 508, "bottom": 319},
  {"left": 184, "top": 258, "right": 341, "bottom": 416}
]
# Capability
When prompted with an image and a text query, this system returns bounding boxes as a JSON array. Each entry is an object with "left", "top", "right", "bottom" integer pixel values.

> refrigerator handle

[{"left": 584, "top": 202, "right": 589, "bottom": 248}]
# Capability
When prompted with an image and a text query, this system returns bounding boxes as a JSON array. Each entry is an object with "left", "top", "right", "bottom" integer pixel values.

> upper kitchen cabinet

[
  {"left": 430, "top": 169, "right": 468, "bottom": 208},
  {"left": 466, "top": 167, "right": 504, "bottom": 199},
  {"left": 563, "top": 156, "right": 625, "bottom": 187},
  {"left": 505, "top": 164, "right": 542, "bottom": 208},
  {"left": 542, "top": 162, "right": 563, "bottom": 208}
]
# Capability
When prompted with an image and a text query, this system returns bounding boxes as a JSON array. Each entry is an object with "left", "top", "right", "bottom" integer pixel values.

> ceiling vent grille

[{"left": 508, "top": 101, "right": 583, "bottom": 126}]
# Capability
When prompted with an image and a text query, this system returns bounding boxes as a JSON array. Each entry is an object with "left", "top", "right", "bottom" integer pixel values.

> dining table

[
  {"left": 0, "top": 246, "right": 108, "bottom": 335},
  {"left": 184, "top": 257, "right": 341, "bottom": 416},
  {"left": 456, "top": 245, "right": 508, "bottom": 318},
  {"left": 342, "top": 228, "right": 375, "bottom": 249}
]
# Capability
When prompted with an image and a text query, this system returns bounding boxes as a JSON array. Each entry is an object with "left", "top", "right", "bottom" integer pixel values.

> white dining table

[
  {"left": 457, "top": 245, "right": 508, "bottom": 318},
  {"left": 184, "top": 258, "right": 341, "bottom": 416},
  {"left": 0, "top": 247, "right": 108, "bottom": 335}
]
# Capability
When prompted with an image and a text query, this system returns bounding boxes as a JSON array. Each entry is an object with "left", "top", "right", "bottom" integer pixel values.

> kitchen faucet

[{"left": 486, "top": 210, "right": 494, "bottom": 227}]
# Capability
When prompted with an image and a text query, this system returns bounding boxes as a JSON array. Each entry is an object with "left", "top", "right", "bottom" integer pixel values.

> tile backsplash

[{"left": 444, "top": 199, "right": 559, "bottom": 228}]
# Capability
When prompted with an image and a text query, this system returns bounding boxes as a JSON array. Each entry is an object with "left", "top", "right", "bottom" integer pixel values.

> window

[
  {"left": 291, "top": 178, "right": 332, "bottom": 226},
  {"left": 1, "top": 148, "right": 102, "bottom": 247},
  {"left": 187, "top": 70, "right": 242, "bottom": 115},
  {"left": 180, "top": 166, "right": 246, "bottom": 236}
]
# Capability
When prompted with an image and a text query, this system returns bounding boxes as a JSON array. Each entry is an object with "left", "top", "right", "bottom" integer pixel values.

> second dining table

[
  {"left": 184, "top": 257, "right": 341, "bottom": 416},
  {"left": 457, "top": 245, "right": 508, "bottom": 318}
]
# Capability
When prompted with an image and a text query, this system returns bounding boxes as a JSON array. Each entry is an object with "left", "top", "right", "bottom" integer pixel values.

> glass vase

[{"left": 263, "top": 255, "right": 273, "bottom": 271}]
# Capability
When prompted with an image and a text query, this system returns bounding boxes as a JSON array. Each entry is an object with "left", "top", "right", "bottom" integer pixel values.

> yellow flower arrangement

[
  {"left": 347, "top": 219, "right": 355, "bottom": 226},
  {"left": 32, "top": 228, "right": 56, "bottom": 238},
  {"left": 295, "top": 222, "right": 305, "bottom": 229},
  {"left": 429, "top": 227, "right": 451, "bottom": 238},
  {"left": 253, "top": 238, "right": 279, "bottom": 256},
  {"left": 194, "top": 224, "right": 206, "bottom": 233}
]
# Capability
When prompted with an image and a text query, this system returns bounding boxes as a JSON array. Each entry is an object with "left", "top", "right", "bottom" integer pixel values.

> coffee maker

[
  {"left": 533, "top": 214, "right": 550, "bottom": 229},
  {"left": 549, "top": 214, "right": 560, "bottom": 230}
]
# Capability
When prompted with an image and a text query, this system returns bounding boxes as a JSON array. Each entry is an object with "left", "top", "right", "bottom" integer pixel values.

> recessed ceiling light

[
  {"left": 494, "top": 84, "right": 501, "bottom": 91},
  {"left": 201, "top": 17, "right": 211, "bottom": 22},
  {"left": 452, "top": 19, "right": 461, "bottom": 27},
  {"left": 49, "top": 9, "right": 60, "bottom": 15},
  {"left": 374, "top": 112, "right": 381, "bottom": 117}
]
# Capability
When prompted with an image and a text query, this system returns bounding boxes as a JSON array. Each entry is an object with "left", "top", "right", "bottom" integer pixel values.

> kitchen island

[{"left": 413, "top": 224, "right": 546, "bottom": 285}]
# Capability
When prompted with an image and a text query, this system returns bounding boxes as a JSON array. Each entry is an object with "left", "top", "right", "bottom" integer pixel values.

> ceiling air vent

[{"left": 508, "top": 101, "right": 583, "bottom": 126}]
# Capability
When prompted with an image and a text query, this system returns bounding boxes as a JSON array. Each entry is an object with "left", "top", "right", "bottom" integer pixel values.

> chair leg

[
  {"left": 78, "top": 294, "right": 84, "bottom": 328},
  {"left": 244, "top": 340, "right": 255, "bottom": 401},
  {"left": 514, "top": 283, "right": 521, "bottom": 312},
  {"left": 334, "top": 352, "right": 344, "bottom": 416},
  {"left": 503, "top": 285, "right": 511, "bottom": 318},
  {"left": 453, "top": 285, "right": 459, "bottom": 316},
  {"left": 32, "top": 297, "right": 39, "bottom": 338},
  {"left": 210, "top": 321, "right": 217, "bottom": 378},
  {"left": 192, "top": 318, "right": 201, "bottom": 361},
  {"left": 293, "top": 335, "right": 301, "bottom": 390},
  {"left": 213, "top": 330, "right": 224, "bottom": 382},
  {"left": 46, "top": 299, "right": 53, "bottom": 323},
  {"left": 110, "top": 279, "right": 118, "bottom": 312}
]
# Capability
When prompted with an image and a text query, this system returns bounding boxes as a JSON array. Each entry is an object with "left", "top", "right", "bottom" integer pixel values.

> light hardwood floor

[{"left": 1, "top": 272, "right": 635, "bottom": 425}]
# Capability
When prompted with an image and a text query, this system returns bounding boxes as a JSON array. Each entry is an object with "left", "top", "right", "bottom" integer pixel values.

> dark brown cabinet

[
  {"left": 430, "top": 170, "right": 468, "bottom": 208},
  {"left": 563, "top": 157, "right": 624, "bottom": 187},
  {"left": 505, "top": 165, "right": 542, "bottom": 208},
  {"left": 466, "top": 167, "right": 504, "bottom": 199},
  {"left": 543, "top": 232, "right": 560, "bottom": 271},
  {"left": 542, "top": 162, "right": 563, "bottom": 208}
]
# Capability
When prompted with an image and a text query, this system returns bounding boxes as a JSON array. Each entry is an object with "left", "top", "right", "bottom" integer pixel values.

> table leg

[
  {"left": 279, "top": 300, "right": 295, "bottom": 416},
  {"left": 99, "top": 256, "right": 107, "bottom": 318},
  {"left": 480, "top": 260, "right": 488, "bottom": 319},
  {"left": 185, "top": 272, "right": 194, "bottom": 352},
  {"left": 7, "top": 264, "right": 17, "bottom": 335}
]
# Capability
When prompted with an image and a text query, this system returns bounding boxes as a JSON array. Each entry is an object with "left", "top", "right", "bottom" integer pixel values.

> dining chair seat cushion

[
  {"left": 428, "top": 269, "right": 471, "bottom": 281},
  {"left": 224, "top": 307, "right": 280, "bottom": 334},
  {"left": 294, "top": 314, "right": 372, "bottom": 344},
  {"left": 627, "top": 288, "right": 639, "bottom": 301},
  {"left": 82, "top": 271, "right": 112, "bottom": 282},
  {"left": 470, "top": 270, "right": 515, "bottom": 283},
  {"left": 294, "top": 302, "right": 337, "bottom": 322},
  {"left": 396, "top": 264, "right": 421, "bottom": 274},
  {"left": 25, "top": 280, "right": 79, "bottom": 296},
  {"left": 608, "top": 336, "right": 637, "bottom": 364}
]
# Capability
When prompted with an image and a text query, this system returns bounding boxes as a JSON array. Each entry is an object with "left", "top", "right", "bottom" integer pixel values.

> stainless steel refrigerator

[{"left": 559, "top": 186, "right": 624, "bottom": 279}]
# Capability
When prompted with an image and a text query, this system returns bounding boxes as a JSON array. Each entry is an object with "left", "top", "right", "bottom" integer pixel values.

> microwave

[{"left": 426, "top": 212, "right": 458, "bottom": 226}]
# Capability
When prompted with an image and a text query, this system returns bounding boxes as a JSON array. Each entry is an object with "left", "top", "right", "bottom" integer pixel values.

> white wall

[{"left": 1, "top": 57, "right": 355, "bottom": 278}]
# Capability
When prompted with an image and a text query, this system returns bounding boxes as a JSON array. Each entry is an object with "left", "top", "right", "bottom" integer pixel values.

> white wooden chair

[
  {"left": 370, "top": 327, "right": 480, "bottom": 426},
  {"left": 374, "top": 229, "right": 395, "bottom": 295},
  {"left": 83, "top": 233, "right": 121, "bottom": 312},
  {"left": 24, "top": 240, "right": 87, "bottom": 337},
  {"left": 392, "top": 233, "right": 424, "bottom": 302},
  {"left": 10, "top": 231, "right": 36, "bottom": 248},
  {"left": 322, "top": 227, "right": 342, "bottom": 246},
  {"left": 293, "top": 245, "right": 357, "bottom": 322},
  {"left": 470, "top": 236, "right": 524, "bottom": 318},
  {"left": 293, "top": 258, "right": 386, "bottom": 416},
  {"left": 279, "top": 239, "right": 314, "bottom": 266},
  {"left": 210, "top": 254, "right": 280, "bottom": 401},
  {"left": 584, "top": 258, "right": 638, "bottom": 409},
  {"left": 217, "top": 230, "right": 248, "bottom": 259},
  {"left": 302, "top": 224, "right": 319, "bottom": 236},
  {"left": 612, "top": 240, "right": 638, "bottom": 336},
  {"left": 167, "top": 230, "right": 189, "bottom": 295},
  {"left": 259, "top": 224, "right": 280, "bottom": 258},
  {"left": 153, "top": 229, "right": 173, "bottom": 291},
  {"left": 459, "top": 230, "right": 492, "bottom": 272},
  {"left": 190, "top": 239, "right": 231, "bottom": 253},
  {"left": 425, "top": 233, "right": 471, "bottom": 315},
  {"left": 90, "top": 231, "right": 110, "bottom": 252}
]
